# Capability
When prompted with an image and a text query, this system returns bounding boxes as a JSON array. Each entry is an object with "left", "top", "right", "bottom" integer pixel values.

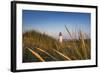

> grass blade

[
  {"left": 53, "top": 49, "right": 71, "bottom": 60},
  {"left": 36, "top": 48, "right": 57, "bottom": 60},
  {"left": 27, "top": 48, "right": 45, "bottom": 62}
]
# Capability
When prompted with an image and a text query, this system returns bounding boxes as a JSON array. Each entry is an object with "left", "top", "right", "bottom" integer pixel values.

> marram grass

[{"left": 23, "top": 26, "right": 91, "bottom": 62}]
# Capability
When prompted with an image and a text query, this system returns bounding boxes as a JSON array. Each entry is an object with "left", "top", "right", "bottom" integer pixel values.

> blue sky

[{"left": 22, "top": 10, "right": 91, "bottom": 39}]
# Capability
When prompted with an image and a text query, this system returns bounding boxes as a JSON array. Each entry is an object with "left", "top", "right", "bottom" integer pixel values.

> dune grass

[{"left": 22, "top": 26, "right": 91, "bottom": 62}]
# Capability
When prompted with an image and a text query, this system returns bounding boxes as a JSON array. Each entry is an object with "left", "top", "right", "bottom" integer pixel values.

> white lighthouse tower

[{"left": 59, "top": 32, "right": 63, "bottom": 43}]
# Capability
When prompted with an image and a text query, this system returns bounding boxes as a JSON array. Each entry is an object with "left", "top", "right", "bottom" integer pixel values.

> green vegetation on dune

[{"left": 23, "top": 27, "right": 91, "bottom": 63}]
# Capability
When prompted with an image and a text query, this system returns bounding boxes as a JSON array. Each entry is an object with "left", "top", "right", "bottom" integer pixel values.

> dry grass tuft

[{"left": 23, "top": 26, "right": 91, "bottom": 62}]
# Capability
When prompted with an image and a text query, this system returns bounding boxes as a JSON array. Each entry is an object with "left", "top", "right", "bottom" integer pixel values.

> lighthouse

[{"left": 59, "top": 32, "right": 63, "bottom": 43}]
